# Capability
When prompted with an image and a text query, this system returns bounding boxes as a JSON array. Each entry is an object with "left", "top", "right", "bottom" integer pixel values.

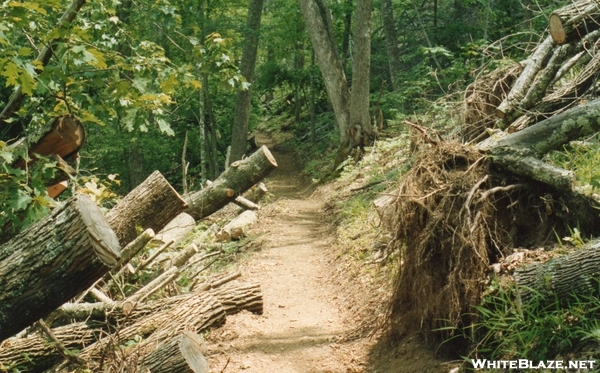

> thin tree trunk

[
  {"left": 348, "top": 0, "right": 374, "bottom": 152},
  {"left": 381, "top": 0, "right": 402, "bottom": 91},
  {"left": 310, "top": 49, "right": 317, "bottom": 144},
  {"left": 230, "top": 0, "right": 265, "bottom": 164},
  {"left": 298, "top": 0, "right": 351, "bottom": 154},
  {"left": 341, "top": 0, "right": 352, "bottom": 72}
]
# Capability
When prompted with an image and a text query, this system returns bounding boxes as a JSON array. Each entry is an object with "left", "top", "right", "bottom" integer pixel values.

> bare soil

[{"left": 206, "top": 137, "right": 456, "bottom": 373}]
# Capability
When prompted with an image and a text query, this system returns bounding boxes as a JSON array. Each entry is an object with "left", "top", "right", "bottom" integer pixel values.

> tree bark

[
  {"left": 0, "top": 322, "right": 99, "bottom": 373},
  {"left": 348, "top": 0, "right": 374, "bottom": 153},
  {"left": 298, "top": 0, "right": 351, "bottom": 150},
  {"left": 183, "top": 146, "right": 277, "bottom": 219},
  {"left": 0, "top": 0, "right": 87, "bottom": 128},
  {"left": 381, "top": 0, "right": 402, "bottom": 91},
  {"left": 216, "top": 210, "right": 258, "bottom": 242},
  {"left": 140, "top": 331, "right": 209, "bottom": 373},
  {"left": 230, "top": 0, "right": 265, "bottom": 164},
  {"left": 515, "top": 240, "right": 600, "bottom": 304},
  {"left": 486, "top": 97, "right": 600, "bottom": 157},
  {"left": 496, "top": 36, "right": 555, "bottom": 124},
  {"left": 106, "top": 170, "right": 188, "bottom": 247},
  {"left": 549, "top": 0, "right": 600, "bottom": 45},
  {"left": 0, "top": 194, "right": 121, "bottom": 341}
]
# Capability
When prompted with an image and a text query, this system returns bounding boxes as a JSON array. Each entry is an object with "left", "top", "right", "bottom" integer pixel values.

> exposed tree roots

[{"left": 384, "top": 142, "right": 574, "bottom": 342}]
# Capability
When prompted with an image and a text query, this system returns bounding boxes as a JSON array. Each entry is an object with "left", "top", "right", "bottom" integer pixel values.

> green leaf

[
  {"left": 157, "top": 118, "right": 174, "bottom": 136},
  {"left": 2, "top": 61, "right": 19, "bottom": 87},
  {"left": 11, "top": 189, "right": 32, "bottom": 211},
  {"left": 83, "top": 48, "right": 107, "bottom": 69}
]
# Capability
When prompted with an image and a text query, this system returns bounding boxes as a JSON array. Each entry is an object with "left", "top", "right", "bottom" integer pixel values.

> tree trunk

[
  {"left": 126, "top": 144, "right": 146, "bottom": 190},
  {"left": 0, "top": 322, "right": 99, "bottom": 373},
  {"left": 183, "top": 145, "right": 277, "bottom": 220},
  {"left": 140, "top": 332, "right": 209, "bottom": 373},
  {"left": 495, "top": 36, "right": 555, "bottom": 123},
  {"left": 230, "top": 0, "right": 265, "bottom": 164},
  {"left": 381, "top": 0, "right": 402, "bottom": 91},
  {"left": 106, "top": 170, "right": 188, "bottom": 247},
  {"left": 347, "top": 0, "right": 374, "bottom": 154},
  {"left": 298, "top": 0, "right": 351, "bottom": 150},
  {"left": 0, "top": 194, "right": 121, "bottom": 341},
  {"left": 10, "top": 114, "right": 86, "bottom": 165},
  {"left": 485, "top": 97, "right": 600, "bottom": 157},
  {"left": 216, "top": 210, "right": 258, "bottom": 242},
  {"left": 549, "top": 0, "right": 600, "bottom": 45},
  {"left": 341, "top": 0, "right": 352, "bottom": 72},
  {"left": 515, "top": 240, "right": 600, "bottom": 304},
  {"left": 0, "top": 0, "right": 87, "bottom": 128}
]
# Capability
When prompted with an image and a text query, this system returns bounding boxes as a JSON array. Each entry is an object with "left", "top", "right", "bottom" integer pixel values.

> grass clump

[
  {"left": 547, "top": 135, "right": 600, "bottom": 197},
  {"left": 462, "top": 280, "right": 600, "bottom": 368}
]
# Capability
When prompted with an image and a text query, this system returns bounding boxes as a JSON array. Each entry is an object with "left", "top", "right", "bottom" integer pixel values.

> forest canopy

[{"left": 0, "top": 0, "right": 570, "bottom": 234}]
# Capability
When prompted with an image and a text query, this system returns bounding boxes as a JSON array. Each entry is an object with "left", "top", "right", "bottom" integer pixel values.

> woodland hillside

[{"left": 3, "top": 0, "right": 600, "bottom": 371}]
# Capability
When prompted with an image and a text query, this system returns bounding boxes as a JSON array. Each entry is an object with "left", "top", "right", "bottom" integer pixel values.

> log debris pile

[
  {"left": 0, "top": 147, "right": 276, "bottom": 372},
  {"left": 463, "top": 0, "right": 600, "bottom": 142},
  {"left": 384, "top": 0, "right": 600, "bottom": 340}
]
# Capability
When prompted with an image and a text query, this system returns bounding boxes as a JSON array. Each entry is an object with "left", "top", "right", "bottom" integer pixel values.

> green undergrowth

[
  {"left": 547, "top": 135, "right": 600, "bottom": 198},
  {"left": 454, "top": 280, "right": 600, "bottom": 371}
]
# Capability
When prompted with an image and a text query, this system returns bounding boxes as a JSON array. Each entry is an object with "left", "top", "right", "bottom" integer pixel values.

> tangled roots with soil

[{"left": 385, "top": 143, "right": 517, "bottom": 340}]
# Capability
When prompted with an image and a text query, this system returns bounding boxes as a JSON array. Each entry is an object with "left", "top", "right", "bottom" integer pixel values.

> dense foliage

[{"left": 0, "top": 0, "right": 569, "bottom": 230}]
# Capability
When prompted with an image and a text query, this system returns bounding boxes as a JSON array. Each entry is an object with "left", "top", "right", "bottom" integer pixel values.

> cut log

[
  {"left": 69, "top": 291, "right": 226, "bottom": 365},
  {"left": 184, "top": 146, "right": 277, "bottom": 220},
  {"left": 106, "top": 170, "right": 188, "bottom": 247},
  {"left": 54, "top": 279, "right": 261, "bottom": 325},
  {"left": 490, "top": 151, "right": 575, "bottom": 191},
  {"left": 0, "top": 322, "right": 99, "bottom": 372},
  {"left": 549, "top": 0, "right": 600, "bottom": 45},
  {"left": 515, "top": 240, "right": 600, "bottom": 304},
  {"left": 496, "top": 36, "right": 555, "bottom": 123},
  {"left": 11, "top": 115, "right": 86, "bottom": 164},
  {"left": 234, "top": 195, "right": 261, "bottom": 210},
  {"left": 0, "top": 194, "right": 121, "bottom": 341},
  {"left": 140, "top": 331, "right": 209, "bottom": 373},
  {"left": 216, "top": 210, "right": 258, "bottom": 242},
  {"left": 244, "top": 181, "right": 269, "bottom": 202},
  {"left": 486, "top": 97, "right": 600, "bottom": 157},
  {"left": 151, "top": 212, "right": 196, "bottom": 247},
  {"left": 504, "top": 30, "right": 600, "bottom": 132},
  {"left": 117, "top": 228, "right": 155, "bottom": 267}
]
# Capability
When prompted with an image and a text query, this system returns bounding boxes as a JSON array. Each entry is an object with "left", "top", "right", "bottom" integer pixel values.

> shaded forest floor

[{"left": 204, "top": 134, "right": 457, "bottom": 373}]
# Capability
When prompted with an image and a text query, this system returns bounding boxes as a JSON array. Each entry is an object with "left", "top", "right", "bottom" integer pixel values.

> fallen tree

[
  {"left": 50, "top": 281, "right": 262, "bottom": 372},
  {"left": 0, "top": 194, "right": 121, "bottom": 342},
  {"left": 107, "top": 170, "right": 188, "bottom": 247},
  {"left": 0, "top": 322, "right": 100, "bottom": 372},
  {"left": 386, "top": 96, "right": 600, "bottom": 338},
  {"left": 183, "top": 145, "right": 277, "bottom": 220},
  {"left": 515, "top": 239, "right": 600, "bottom": 304}
]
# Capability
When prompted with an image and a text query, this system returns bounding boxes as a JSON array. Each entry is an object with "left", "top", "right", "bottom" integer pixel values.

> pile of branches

[
  {"left": 0, "top": 215, "right": 263, "bottom": 373},
  {"left": 0, "top": 157, "right": 272, "bottom": 372},
  {"left": 382, "top": 0, "right": 600, "bottom": 342},
  {"left": 464, "top": 0, "right": 600, "bottom": 142}
]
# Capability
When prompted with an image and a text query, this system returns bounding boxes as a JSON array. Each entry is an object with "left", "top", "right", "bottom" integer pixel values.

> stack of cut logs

[
  {"left": 464, "top": 0, "right": 600, "bottom": 141},
  {"left": 0, "top": 133, "right": 278, "bottom": 372}
]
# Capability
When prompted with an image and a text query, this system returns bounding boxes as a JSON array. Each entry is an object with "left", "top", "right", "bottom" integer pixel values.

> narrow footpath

[{"left": 207, "top": 138, "right": 366, "bottom": 372}]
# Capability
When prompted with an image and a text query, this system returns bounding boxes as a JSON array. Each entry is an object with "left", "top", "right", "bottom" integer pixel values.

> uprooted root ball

[{"left": 384, "top": 142, "right": 547, "bottom": 343}]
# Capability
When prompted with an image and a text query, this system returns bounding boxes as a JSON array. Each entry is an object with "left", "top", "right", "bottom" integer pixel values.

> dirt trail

[{"left": 207, "top": 138, "right": 364, "bottom": 372}]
